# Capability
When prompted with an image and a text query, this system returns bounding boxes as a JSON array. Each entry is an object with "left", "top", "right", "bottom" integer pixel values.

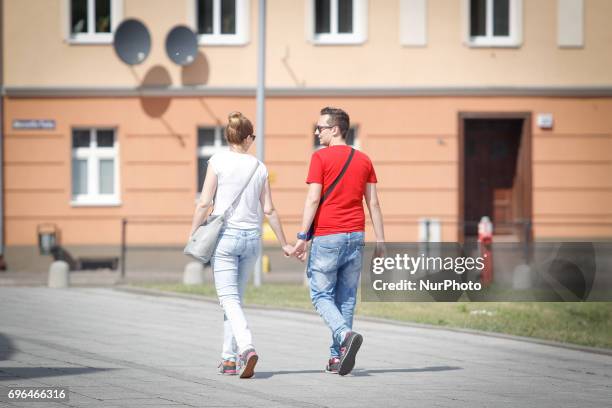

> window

[
  {"left": 68, "top": 0, "right": 120, "bottom": 43},
  {"left": 195, "top": 0, "right": 250, "bottom": 45},
  {"left": 311, "top": 0, "right": 367, "bottom": 44},
  {"left": 71, "top": 128, "right": 120, "bottom": 206},
  {"left": 197, "top": 127, "right": 228, "bottom": 190},
  {"left": 466, "top": 0, "right": 522, "bottom": 47},
  {"left": 314, "top": 126, "right": 359, "bottom": 150}
]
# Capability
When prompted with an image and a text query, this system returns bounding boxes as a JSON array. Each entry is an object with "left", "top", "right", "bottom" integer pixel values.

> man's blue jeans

[{"left": 307, "top": 231, "right": 364, "bottom": 358}]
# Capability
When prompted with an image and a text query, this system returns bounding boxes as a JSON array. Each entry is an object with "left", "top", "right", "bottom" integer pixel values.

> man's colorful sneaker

[
  {"left": 339, "top": 331, "right": 363, "bottom": 376},
  {"left": 325, "top": 357, "right": 341, "bottom": 374}
]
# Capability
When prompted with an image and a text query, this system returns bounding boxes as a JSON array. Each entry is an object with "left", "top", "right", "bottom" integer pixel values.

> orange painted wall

[{"left": 4, "top": 95, "right": 612, "bottom": 247}]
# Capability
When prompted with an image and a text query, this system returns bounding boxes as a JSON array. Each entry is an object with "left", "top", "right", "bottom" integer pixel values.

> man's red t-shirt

[{"left": 306, "top": 145, "right": 377, "bottom": 237}]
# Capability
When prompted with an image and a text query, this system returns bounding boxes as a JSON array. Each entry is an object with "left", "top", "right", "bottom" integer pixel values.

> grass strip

[{"left": 137, "top": 283, "right": 612, "bottom": 349}]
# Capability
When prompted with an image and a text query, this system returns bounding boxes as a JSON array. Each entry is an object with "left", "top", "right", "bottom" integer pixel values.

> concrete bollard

[
  {"left": 183, "top": 262, "right": 205, "bottom": 285},
  {"left": 48, "top": 261, "right": 70, "bottom": 288},
  {"left": 512, "top": 264, "right": 532, "bottom": 290}
]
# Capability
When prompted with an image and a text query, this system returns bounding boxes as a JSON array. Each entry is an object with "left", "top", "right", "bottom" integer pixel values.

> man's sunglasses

[{"left": 314, "top": 125, "right": 335, "bottom": 133}]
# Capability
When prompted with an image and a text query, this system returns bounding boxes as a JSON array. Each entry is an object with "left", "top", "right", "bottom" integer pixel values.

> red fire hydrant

[{"left": 478, "top": 216, "right": 493, "bottom": 286}]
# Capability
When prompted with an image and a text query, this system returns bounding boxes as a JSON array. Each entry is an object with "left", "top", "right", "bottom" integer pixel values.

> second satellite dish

[
  {"left": 166, "top": 26, "right": 198, "bottom": 66},
  {"left": 114, "top": 19, "right": 151, "bottom": 65}
]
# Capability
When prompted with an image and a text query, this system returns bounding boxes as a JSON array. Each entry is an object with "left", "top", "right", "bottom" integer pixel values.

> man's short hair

[{"left": 320, "top": 107, "right": 350, "bottom": 139}]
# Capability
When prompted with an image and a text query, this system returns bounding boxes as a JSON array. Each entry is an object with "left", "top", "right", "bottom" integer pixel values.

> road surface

[{"left": 0, "top": 288, "right": 610, "bottom": 407}]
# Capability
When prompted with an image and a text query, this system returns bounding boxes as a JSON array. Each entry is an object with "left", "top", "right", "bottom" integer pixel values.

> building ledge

[{"left": 3, "top": 85, "right": 612, "bottom": 98}]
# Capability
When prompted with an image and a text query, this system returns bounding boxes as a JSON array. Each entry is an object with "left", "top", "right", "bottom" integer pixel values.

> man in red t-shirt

[{"left": 292, "top": 107, "right": 386, "bottom": 376}]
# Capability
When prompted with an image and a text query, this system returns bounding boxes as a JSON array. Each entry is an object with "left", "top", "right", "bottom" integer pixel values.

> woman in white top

[{"left": 189, "top": 112, "right": 292, "bottom": 379}]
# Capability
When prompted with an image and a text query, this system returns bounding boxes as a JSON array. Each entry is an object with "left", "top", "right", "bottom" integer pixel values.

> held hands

[
  {"left": 282, "top": 244, "right": 294, "bottom": 258},
  {"left": 292, "top": 239, "right": 309, "bottom": 262},
  {"left": 281, "top": 240, "right": 309, "bottom": 262},
  {"left": 283, "top": 240, "right": 384, "bottom": 263}
]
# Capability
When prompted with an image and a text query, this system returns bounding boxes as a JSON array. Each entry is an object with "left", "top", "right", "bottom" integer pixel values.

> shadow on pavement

[
  {"left": 254, "top": 369, "right": 323, "bottom": 378},
  {"left": 254, "top": 366, "right": 462, "bottom": 379},
  {"left": 1, "top": 333, "right": 118, "bottom": 381},
  {"left": 0, "top": 367, "right": 119, "bottom": 381},
  {"left": 352, "top": 366, "right": 463, "bottom": 377},
  {"left": 0, "top": 334, "right": 15, "bottom": 361}
]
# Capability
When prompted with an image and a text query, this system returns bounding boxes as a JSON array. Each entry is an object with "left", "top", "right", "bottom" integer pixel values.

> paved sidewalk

[{"left": 0, "top": 288, "right": 610, "bottom": 408}]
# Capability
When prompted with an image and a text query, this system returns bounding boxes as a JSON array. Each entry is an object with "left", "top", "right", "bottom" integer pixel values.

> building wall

[
  {"left": 3, "top": 0, "right": 258, "bottom": 87},
  {"left": 3, "top": 0, "right": 612, "bottom": 274},
  {"left": 3, "top": 0, "right": 612, "bottom": 88},
  {"left": 267, "top": 0, "right": 612, "bottom": 87},
  {"left": 4, "top": 95, "right": 612, "bottom": 250}
]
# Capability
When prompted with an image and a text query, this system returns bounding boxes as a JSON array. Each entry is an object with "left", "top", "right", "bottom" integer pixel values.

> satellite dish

[
  {"left": 166, "top": 25, "right": 198, "bottom": 66},
  {"left": 113, "top": 19, "right": 151, "bottom": 65}
]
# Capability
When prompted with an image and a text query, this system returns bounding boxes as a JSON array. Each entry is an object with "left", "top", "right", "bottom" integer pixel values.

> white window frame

[
  {"left": 464, "top": 0, "right": 522, "bottom": 47},
  {"left": 196, "top": 126, "right": 228, "bottom": 197},
  {"left": 193, "top": 0, "right": 250, "bottom": 46},
  {"left": 309, "top": 0, "right": 368, "bottom": 45},
  {"left": 66, "top": 0, "right": 123, "bottom": 44},
  {"left": 71, "top": 128, "right": 121, "bottom": 206}
]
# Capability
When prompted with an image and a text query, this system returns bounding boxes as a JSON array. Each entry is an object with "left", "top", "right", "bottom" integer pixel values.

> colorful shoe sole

[{"left": 240, "top": 352, "right": 258, "bottom": 379}]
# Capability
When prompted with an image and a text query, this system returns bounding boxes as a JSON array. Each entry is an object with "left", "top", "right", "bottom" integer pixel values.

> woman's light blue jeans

[
  {"left": 307, "top": 232, "right": 365, "bottom": 358},
  {"left": 211, "top": 228, "right": 260, "bottom": 360}
]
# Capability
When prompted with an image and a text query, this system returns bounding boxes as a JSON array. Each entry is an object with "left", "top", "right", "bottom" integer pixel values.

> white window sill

[
  {"left": 466, "top": 37, "right": 522, "bottom": 48},
  {"left": 67, "top": 34, "right": 113, "bottom": 45},
  {"left": 312, "top": 34, "right": 366, "bottom": 45},
  {"left": 71, "top": 198, "right": 122, "bottom": 207},
  {"left": 198, "top": 35, "right": 249, "bottom": 46}
]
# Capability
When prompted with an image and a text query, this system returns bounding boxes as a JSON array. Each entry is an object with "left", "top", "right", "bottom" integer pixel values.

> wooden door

[{"left": 463, "top": 119, "right": 522, "bottom": 236}]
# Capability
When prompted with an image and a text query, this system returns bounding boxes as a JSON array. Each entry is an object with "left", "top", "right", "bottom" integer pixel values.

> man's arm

[
  {"left": 365, "top": 183, "right": 386, "bottom": 257},
  {"left": 293, "top": 183, "right": 322, "bottom": 260},
  {"left": 300, "top": 183, "right": 322, "bottom": 234}
]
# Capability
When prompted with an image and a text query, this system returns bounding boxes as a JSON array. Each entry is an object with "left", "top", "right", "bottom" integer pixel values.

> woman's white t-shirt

[{"left": 208, "top": 151, "right": 268, "bottom": 230}]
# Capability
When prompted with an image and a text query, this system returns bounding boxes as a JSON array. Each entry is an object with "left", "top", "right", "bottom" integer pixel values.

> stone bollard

[
  {"left": 48, "top": 261, "right": 70, "bottom": 288},
  {"left": 512, "top": 264, "right": 532, "bottom": 290},
  {"left": 183, "top": 262, "right": 205, "bottom": 285}
]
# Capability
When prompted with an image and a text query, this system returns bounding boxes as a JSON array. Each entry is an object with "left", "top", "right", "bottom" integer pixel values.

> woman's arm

[
  {"left": 260, "top": 178, "right": 293, "bottom": 255},
  {"left": 189, "top": 165, "right": 217, "bottom": 237}
]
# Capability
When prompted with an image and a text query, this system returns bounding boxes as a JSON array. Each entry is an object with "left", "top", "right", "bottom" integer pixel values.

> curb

[{"left": 113, "top": 286, "right": 612, "bottom": 357}]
